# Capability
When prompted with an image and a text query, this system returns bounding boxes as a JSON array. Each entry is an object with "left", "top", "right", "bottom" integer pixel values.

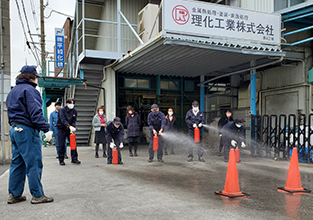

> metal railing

[{"left": 251, "top": 114, "right": 313, "bottom": 163}]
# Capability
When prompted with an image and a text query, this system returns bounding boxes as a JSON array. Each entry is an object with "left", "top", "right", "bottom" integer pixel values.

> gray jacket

[{"left": 92, "top": 114, "right": 107, "bottom": 131}]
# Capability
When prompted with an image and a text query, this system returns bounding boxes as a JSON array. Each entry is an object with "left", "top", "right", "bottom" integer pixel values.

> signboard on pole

[
  {"left": 55, "top": 28, "right": 65, "bottom": 68},
  {"left": 163, "top": 0, "right": 281, "bottom": 46}
]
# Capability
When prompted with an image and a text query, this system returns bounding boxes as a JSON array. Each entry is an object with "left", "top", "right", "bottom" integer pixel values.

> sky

[{"left": 10, "top": 0, "right": 76, "bottom": 85}]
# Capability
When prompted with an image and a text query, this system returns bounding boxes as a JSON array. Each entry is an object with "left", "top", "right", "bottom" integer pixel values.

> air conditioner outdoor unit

[{"left": 138, "top": 3, "right": 160, "bottom": 44}]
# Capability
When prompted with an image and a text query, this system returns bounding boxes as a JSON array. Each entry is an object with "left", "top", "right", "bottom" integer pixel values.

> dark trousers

[
  {"left": 224, "top": 145, "right": 238, "bottom": 161},
  {"left": 107, "top": 139, "right": 122, "bottom": 163},
  {"left": 128, "top": 136, "right": 138, "bottom": 153},
  {"left": 9, "top": 124, "right": 44, "bottom": 198},
  {"left": 95, "top": 144, "right": 106, "bottom": 156},
  {"left": 149, "top": 131, "right": 163, "bottom": 160},
  {"left": 58, "top": 128, "right": 78, "bottom": 162},
  {"left": 188, "top": 129, "right": 204, "bottom": 158},
  {"left": 163, "top": 132, "right": 174, "bottom": 154},
  {"left": 219, "top": 136, "right": 223, "bottom": 153}
]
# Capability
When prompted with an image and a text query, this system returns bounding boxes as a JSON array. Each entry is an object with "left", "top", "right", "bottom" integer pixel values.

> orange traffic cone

[
  {"left": 277, "top": 147, "right": 311, "bottom": 194},
  {"left": 215, "top": 149, "right": 249, "bottom": 199}
]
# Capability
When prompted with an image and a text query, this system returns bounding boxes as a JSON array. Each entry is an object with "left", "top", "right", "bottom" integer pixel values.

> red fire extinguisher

[
  {"left": 153, "top": 135, "right": 159, "bottom": 151},
  {"left": 70, "top": 133, "right": 76, "bottom": 150},
  {"left": 113, "top": 148, "right": 118, "bottom": 165},
  {"left": 194, "top": 127, "right": 200, "bottom": 143},
  {"left": 235, "top": 148, "right": 240, "bottom": 163}
]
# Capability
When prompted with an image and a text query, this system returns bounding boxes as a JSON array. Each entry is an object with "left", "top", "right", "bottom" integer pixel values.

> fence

[{"left": 251, "top": 114, "right": 313, "bottom": 163}]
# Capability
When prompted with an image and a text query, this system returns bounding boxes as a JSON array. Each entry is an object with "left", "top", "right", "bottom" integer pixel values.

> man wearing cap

[
  {"left": 147, "top": 104, "right": 166, "bottom": 162},
  {"left": 49, "top": 101, "right": 68, "bottom": 159},
  {"left": 6, "top": 65, "right": 54, "bottom": 204},
  {"left": 106, "top": 117, "right": 124, "bottom": 164},
  {"left": 185, "top": 100, "right": 205, "bottom": 162},
  {"left": 217, "top": 110, "right": 233, "bottom": 156},
  {"left": 221, "top": 118, "right": 246, "bottom": 162},
  {"left": 57, "top": 99, "right": 81, "bottom": 165}
]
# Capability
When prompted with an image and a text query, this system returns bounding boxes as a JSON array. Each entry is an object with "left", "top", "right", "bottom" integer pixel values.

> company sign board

[
  {"left": 163, "top": 0, "right": 281, "bottom": 46},
  {"left": 55, "top": 28, "right": 65, "bottom": 68}
]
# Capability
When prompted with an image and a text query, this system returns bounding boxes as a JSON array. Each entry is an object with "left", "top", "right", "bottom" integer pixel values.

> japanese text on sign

[
  {"left": 55, "top": 28, "right": 65, "bottom": 68},
  {"left": 164, "top": 0, "right": 281, "bottom": 46}
]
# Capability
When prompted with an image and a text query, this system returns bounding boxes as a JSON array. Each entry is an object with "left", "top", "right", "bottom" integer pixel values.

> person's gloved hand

[
  {"left": 193, "top": 124, "right": 197, "bottom": 128},
  {"left": 110, "top": 142, "right": 116, "bottom": 149},
  {"left": 44, "top": 131, "right": 53, "bottom": 142},
  {"left": 153, "top": 129, "right": 157, "bottom": 136},
  {"left": 158, "top": 129, "right": 163, "bottom": 135},
  {"left": 198, "top": 123, "right": 203, "bottom": 128},
  {"left": 219, "top": 134, "right": 222, "bottom": 137},
  {"left": 69, "top": 126, "right": 76, "bottom": 133},
  {"left": 119, "top": 143, "right": 124, "bottom": 148},
  {"left": 231, "top": 140, "right": 237, "bottom": 147},
  {"left": 241, "top": 142, "right": 246, "bottom": 148}
]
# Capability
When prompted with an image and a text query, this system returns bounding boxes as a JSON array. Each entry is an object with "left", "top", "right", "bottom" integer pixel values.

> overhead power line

[
  {"left": 44, "top": 7, "right": 74, "bottom": 19},
  {"left": 15, "top": 0, "right": 40, "bottom": 66}
]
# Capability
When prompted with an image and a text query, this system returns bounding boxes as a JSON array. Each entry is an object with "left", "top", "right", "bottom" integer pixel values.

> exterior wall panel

[{"left": 241, "top": 0, "right": 274, "bottom": 13}]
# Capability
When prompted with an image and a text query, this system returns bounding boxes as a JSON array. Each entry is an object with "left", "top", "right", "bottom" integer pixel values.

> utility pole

[{"left": 40, "top": 0, "right": 45, "bottom": 70}]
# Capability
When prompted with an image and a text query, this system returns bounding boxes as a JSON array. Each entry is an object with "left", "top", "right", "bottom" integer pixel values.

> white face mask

[
  {"left": 168, "top": 112, "right": 173, "bottom": 116},
  {"left": 99, "top": 111, "right": 104, "bottom": 115},
  {"left": 68, "top": 104, "right": 74, "bottom": 109},
  {"left": 114, "top": 123, "right": 120, "bottom": 128},
  {"left": 235, "top": 123, "right": 242, "bottom": 128},
  {"left": 226, "top": 113, "right": 231, "bottom": 117},
  {"left": 128, "top": 111, "right": 132, "bottom": 115},
  {"left": 193, "top": 107, "right": 199, "bottom": 112}
]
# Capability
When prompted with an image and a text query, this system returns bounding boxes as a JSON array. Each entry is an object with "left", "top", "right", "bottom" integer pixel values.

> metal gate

[{"left": 251, "top": 114, "right": 313, "bottom": 163}]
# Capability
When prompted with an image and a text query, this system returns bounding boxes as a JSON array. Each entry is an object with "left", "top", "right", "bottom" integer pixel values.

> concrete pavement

[{"left": 0, "top": 144, "right": 313, "bottom": 220}]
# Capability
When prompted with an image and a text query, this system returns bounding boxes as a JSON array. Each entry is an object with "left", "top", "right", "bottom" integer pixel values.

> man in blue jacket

[
  {"left": 57, "top": 99, "right": 80, "bottom": 165},
  {"left": 49, "top": 101, "right": 68, "bottom": 159},
  {"left": 185, "top": 101, "right": 205, "bottom": 162},
  {"left": 147, "top": 104, "right": 166, "bottom": 163},
  {"left": 222, "top": 118, "right": 246, "bottom": 162},
  {"left": 106, "top": 117, "right": 124, "bottom": 164},
  {"left": 6, "top": 65, "right": 54, "bottom": 204}
]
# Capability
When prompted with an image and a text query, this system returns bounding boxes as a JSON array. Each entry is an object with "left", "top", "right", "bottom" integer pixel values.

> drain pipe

[
  {"left": 198, "top": 56, "right": 284, "bottom": 86},
  {"left": 0, "top": 0, "right": 6, "bottom": 163}
]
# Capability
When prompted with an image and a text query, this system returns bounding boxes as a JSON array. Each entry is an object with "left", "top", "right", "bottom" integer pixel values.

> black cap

[
  {"left": 55, "top": 102, "right": 62, "bottom": 106},
  {"left": 20, "top": 65, "right": 42, "bottom": 78},
  {"left": 234, "top": 118, "right": 245, "bottom": 125},
  {"left": 113, "top": 117, "right": 121, "bottom": 124},
  {"left": 151, "top": 104, "right": 159, "bottom": 110},
  {"left": 192, "top": 100, "right": 199, "bottom": 106}
]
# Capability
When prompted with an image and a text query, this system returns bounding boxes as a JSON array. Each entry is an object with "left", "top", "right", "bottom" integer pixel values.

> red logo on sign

[{"left": 172, "top": 5, "right": 189, "bottom": 25}]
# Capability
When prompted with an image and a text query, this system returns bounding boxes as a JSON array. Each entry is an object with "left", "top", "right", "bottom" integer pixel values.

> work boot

[
  {"left": 31, "top": 195, "right": 54, "bottom": 204},
  {"left": 7, "top": 194, "right": 26, "bottom": 204},
  {"left": 158, "top": 159, "right": 164, "bottom": 162},
  {"left": 187, "top": 157, "right": 193, "bottom": 162},
  {"left": 164, "top": 150, "right": 168, "bottom": 155},
  {"left": 134, "top": 152, "right": 138, "bottom": 157},
  {"left": 129, "top": 152, "right": 133, "bottom": 157},
  {"left": 71, "top": 159, "right": 81, "bottom": 164},
  {"left": 118, "top": 161, "right": 123, "bottom": 165},
  {"left": 95, "top": 153, "right": 99, "bottom": 158},
  {"left": 103, "top": 153, "right": 107, "bottom": 158},
  {"left": 199, "top": 157, "right": 205, "bottom": 162},
  {"left": 148, "top": 159, "right": 153, "bottom": 163},
  {"left": 56, "top": 156, "right": 59, "bottom": 159},
  {"left": 170, "top": 151, "right": 175, "bottom": 155},
  {"left": 59, "top": 161, "right": 65, "bottom": 166},
  {"left": 64, "top": 155, "right": 69, "bottom": 159},
  {"left": 107, "top": 160, "right": 112, "bottom": 164}
]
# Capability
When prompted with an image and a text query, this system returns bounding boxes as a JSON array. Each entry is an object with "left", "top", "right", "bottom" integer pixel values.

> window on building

[
  {"left": 161, "top": 80, "right": 179, "bottom": 90},
  {"left": 125, "top": 78, "right": 150, "bottom": 89},
  {"left": 274, "top": 0, "right": 306, "bottom": 11}
]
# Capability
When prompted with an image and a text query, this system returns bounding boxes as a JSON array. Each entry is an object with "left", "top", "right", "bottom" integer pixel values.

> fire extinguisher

[
  {"left": 70, "top": 133, "right": 76, "bottom": 150},
  {"left": 153, "top": 134, "right": 159, "bottom": 151},
  {"left": 235, "top": 148, "right": 240, "bottom": 163},
  {"left": 113, "top": 148, "right": 118, "bottom": 165},
  {"left": 194, "top": 127, "right": 200, "bottom": 143}
]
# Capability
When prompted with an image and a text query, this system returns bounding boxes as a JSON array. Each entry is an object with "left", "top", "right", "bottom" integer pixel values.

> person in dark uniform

[
  {"left": 106, "top": 117, "right": 124, "bottom": 164},
  {"left": 217, "top": 110, "right": 233, "bottom": 156},
  {"left": 57, "top": 99, "right": 81, "bottom": 166},
  {"left": 185, "top": 100, "right": 205, "bottom": 162},
  {"left": 125, "top": 106, "right": 141, "bottom": 157},
  {"left": 164, "top": 108, "right": 176, "bottom": 155},
  {"left": 222, "top": 118, "right": 246, "bottom": 162},
  {"left": 147, "top": 104, "right": 166, "bottom": 163},
  {"left": 92, "top": 106, "right": 107, "bottom": 158},
  {"left": 6, "top": 65, "right": 54, "bottom": 204}
]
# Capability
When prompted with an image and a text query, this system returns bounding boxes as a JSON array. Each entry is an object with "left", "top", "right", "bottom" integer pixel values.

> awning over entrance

[{"left": 112, "top": 34, "right": 287, "bottom": 78}]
